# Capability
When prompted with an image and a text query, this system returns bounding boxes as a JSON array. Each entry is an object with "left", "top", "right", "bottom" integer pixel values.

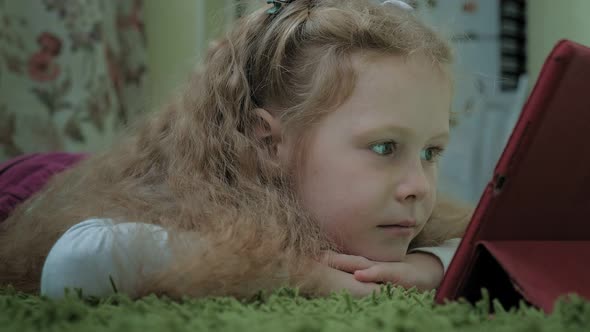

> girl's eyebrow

[
  {"left": 354, "top": 124, "right": 449, "bottom": 141},
  {"left": 354, "top": 124, "right": 414, "bottom": 138}
]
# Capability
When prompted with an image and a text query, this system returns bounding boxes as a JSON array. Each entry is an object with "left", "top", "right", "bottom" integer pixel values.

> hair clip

[
  {"left": 266, "top": 0, "right": 294, "bottom": 15},
  {"left": 381, "top": 0, "right": 413, "bottom": 11}
]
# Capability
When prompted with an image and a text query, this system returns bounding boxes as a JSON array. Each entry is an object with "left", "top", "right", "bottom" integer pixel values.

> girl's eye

[
  {"left": 421, "top": 147, "right": 444, "bottom": 162},
  {"left": 370, "top": 141, "right": 397, "bottom": 156}
]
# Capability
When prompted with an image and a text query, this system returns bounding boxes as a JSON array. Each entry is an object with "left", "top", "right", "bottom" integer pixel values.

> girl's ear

[
  {"left": 254, "top": 108, "right": 291, "bottom": 163},
  {"left": 254, "top": 108, "right": 282, "bottom": 145}
]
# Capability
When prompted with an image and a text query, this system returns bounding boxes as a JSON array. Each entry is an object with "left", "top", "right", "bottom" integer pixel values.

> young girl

[{"left": 0, "top": 0, "right": 471, "bottom": 300}]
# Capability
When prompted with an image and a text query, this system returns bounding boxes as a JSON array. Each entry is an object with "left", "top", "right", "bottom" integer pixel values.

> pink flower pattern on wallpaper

[
  {"left": 28, "top": 32, "right": 62, "bottom": 82},
  {"left": 0, "top": 0, "right": 148, "bottom": 162},
  {"left": 28, "top": 52, "right": 60, "bottom": 82}
]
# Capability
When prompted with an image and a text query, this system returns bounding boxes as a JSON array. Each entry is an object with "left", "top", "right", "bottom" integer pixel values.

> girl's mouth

[
  {"left": 377, "top": 220, "right": 416, "bottom": 236},
  {"left": 378, "top": 219, "right": 416, "bottom": 228}
]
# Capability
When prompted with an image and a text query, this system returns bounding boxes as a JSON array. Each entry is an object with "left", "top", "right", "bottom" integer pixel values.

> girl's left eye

[
  {"left": 370, "top": 141, "right": 397, "bottom": 156},
  {"left": 421, "top": 147, "right": 445, "bottom": 162}
]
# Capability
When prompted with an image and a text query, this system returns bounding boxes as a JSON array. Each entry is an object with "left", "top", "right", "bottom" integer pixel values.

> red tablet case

[{"left": 435, "top": 40, "right": 590, "bottom": 313}]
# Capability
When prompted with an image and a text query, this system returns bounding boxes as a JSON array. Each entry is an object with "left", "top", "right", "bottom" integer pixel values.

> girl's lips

[
  {"left": 377, "top": 220, "right": 417, "bottom": 237},
  {"left": 377, "top": 224, "right": 415, "bottom": 236},
  {"left": 378, "top": 219, "right": 417, "bottom": 228}
]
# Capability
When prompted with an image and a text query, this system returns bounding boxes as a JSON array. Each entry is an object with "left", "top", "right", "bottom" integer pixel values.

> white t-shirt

[{"left": 40, "top": 218, "right": 461, "bottom": 299}]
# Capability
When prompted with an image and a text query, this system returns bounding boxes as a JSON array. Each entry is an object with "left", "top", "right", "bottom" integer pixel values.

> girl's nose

[{"left": 394, "top": 163, "right": 430, "bottom": 203}]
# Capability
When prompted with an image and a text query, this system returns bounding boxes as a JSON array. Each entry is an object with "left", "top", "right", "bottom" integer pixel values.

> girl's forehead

[{"left": 323, "top": 55, "right": 451, "bottom": 139}]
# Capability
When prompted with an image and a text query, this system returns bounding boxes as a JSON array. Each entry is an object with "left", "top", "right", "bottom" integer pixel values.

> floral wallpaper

[{"left": 0, "top": 0, "right": 148, "bottom": 162}]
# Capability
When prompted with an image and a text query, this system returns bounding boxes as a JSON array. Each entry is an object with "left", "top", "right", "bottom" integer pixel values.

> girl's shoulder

[
  {"left": 41, "top": 218, "right": 171, "bottom": 299},
  {"left": 63, "top": 218, "right": 168, "bottom": 239}
]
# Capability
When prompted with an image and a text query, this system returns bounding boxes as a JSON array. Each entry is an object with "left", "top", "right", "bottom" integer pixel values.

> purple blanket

[{"left": 0, "top": 153, "right": 86, "bottom": 222}]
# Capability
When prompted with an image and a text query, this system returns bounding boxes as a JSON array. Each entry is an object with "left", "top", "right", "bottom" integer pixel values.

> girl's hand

[
  {"left": 353, "top": 252, "right": 444, "bottom": 291},
  {"left": 321, "top": 250, "right": 444, "bottom": 291},
  {"left": 300, "top": 259, "right": 381, "bottom": 298},
  {"left": 321, "top": 250, "right": 378, "bottom": 273}
]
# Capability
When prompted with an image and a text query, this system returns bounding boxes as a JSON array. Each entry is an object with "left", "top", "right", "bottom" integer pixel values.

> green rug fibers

[{"left": 1, "top": 286, "right": 589, "bottom": 332}]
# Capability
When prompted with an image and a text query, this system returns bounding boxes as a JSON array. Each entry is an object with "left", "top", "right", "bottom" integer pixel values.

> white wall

[
  {"left": 144, "top": 0, "right": 233, "bottom": 109},
  {"left": 527, "top": 0, "right": 590, "bottom": 88}
]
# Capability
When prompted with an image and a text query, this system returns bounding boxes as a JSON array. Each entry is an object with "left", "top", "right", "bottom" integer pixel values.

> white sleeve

[
  {"left": 408, "top": 238, "right": 461, "bottom": 273},
  {"left": 41, "top": 218, "right": 171, "bottom": 299}
]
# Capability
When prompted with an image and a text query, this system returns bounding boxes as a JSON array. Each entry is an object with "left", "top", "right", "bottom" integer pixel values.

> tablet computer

[{"left": 435, "top": 40, "right": 590, "bottom": 312}]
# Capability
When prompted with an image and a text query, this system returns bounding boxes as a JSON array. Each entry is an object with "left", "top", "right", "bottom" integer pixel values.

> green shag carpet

[{"left": 1, "top": 286, "right": 589, "bottom": 332}]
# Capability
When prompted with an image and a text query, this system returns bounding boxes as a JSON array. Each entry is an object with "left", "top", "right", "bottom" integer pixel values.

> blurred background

[{"left": 0, "top": 0, "right": 589, "bottom": 204}]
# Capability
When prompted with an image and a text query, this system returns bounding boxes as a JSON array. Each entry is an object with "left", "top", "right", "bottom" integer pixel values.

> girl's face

[{"left": 294, "top": 55, "right": 451, "bottom": 262}]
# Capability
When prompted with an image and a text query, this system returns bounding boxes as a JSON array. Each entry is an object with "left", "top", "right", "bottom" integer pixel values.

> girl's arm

[
  {"left": 40, "top": 219, "right": 171, "bottom": 299},
  {"left": 408, "top": 238, "right": 461, "bottom": 273},
  {"left": 42, "top": 219, "right": 381, "bottom": 299}
]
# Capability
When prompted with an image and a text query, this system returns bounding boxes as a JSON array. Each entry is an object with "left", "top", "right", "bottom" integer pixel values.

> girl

[{"left": 0, "top": 0, "right": 471, "bottom": 299}]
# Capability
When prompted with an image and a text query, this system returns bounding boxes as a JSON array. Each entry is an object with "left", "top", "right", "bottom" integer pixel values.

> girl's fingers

[
  {"left": 353, "top": 263, "right": 412, "bottom": 288},
  {"left": 306, "top": 263, "right": 381, "bottom": 298},
  {"left": 321, "top": 250, "right": 376, "bottom": 273}
]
